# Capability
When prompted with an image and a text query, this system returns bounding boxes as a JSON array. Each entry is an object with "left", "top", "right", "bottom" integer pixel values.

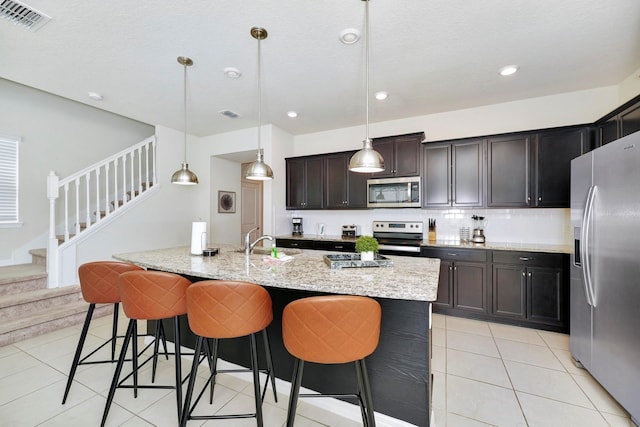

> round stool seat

[
  {"left": 118, "top": 270, "right": 190, "bottom": 320},
  {"left": 186, "top": 280, "right": 273, "bottom": 338},
  {"left": 283, "top": 295, "right": 381, "bottom": 364},
  {"left": 78, "top": 261, "right": 144, "bottom": 304}
]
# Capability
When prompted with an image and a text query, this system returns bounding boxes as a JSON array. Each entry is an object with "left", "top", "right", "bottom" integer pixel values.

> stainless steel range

[{"left": 372, "top": 220, "right": 424, "bottom": 254}]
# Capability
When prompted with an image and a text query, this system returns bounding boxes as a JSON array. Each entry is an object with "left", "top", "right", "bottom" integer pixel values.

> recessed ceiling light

[
  {"left": 287, "top": 111, "right": 298, "bottom": 118},
  {"left": 499, "top": 65, "right": 519, "bottom": 76},
  {"left": 375, "top": 91, "right": 388, "bottom": 100},
  {"left": 339, "top": 28, "right": 360, "bottom": 44},
  {"left": 88, "top": 91, "right": 103, "bottom": 101},
  {"left": 224, "top": 67, "right": 242, "bottom": 79}
]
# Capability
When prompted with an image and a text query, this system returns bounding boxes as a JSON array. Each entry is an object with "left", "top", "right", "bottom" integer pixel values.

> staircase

[{"left": 0, "top": 250, "right": 112, "bottom": 347}]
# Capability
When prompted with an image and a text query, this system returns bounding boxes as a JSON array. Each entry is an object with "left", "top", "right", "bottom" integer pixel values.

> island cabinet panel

[
  {"left": 491, "top": 250, "right": 568, "bottom": 330},
  {"left": 422, "top": 139, "right": 483, "bottom": 208},
  {"left": 487, "top": 134, "right": 531, "bottom": 207},
  {"left": 371, "top": 132, "right": 423, "bottom": 178},
  {"left": 324, "top": 151, "right": 368, "bottom": 209},
  {"left": 286, "top": 156, "right": 324, "bottom": 209}
]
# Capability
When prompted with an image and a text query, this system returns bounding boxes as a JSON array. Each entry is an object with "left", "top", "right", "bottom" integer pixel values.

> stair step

[
  {"left": 0, "top": 300, "right": 113, "bottom": 347},
  {"left": 0, "top": 285, "right": 83, "bottom": 318},
  {"left": 29, "top": 248, "right": 47, "bottom": 266},
  {"left": 0, "top": 264, "right": 47, "bottom": 296}
]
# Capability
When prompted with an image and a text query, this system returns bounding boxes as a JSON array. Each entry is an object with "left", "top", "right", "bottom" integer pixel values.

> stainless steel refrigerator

[{"left": 570, "top": 130, "right": 640, "bottom": 423}]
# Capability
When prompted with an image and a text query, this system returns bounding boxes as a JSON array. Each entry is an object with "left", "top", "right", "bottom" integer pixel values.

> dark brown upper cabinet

[
  {"left": 487, "top": 134, "right": 531, "bottom": 207},
  {"left": 487, "top": 126, "right": 589, "bottom": 208},
  {"left": 422, "top": 139, "right": 484, "bottom": 208},
  {"left": 286, "top": 156, "right": 324, "bottom": 209},
  {"left": 595, "top": 94, "right": 640, "bottom": 147},
  {"left": 532, "top": 127, "right": 590, "bottom": 207},
  {"left": 371, "top": 132, "right": 423, "bottom": 177},
  {"left": 324, "top": 151, "right": 368, "bottom": 209}
]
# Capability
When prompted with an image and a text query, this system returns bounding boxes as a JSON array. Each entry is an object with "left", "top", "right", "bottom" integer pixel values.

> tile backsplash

[{"left": 276, "top": 208, "right": 571, "bottom": 246}]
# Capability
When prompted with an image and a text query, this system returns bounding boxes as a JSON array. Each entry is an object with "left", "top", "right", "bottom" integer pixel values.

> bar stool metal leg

[
  {"left": 249, "top": 333, "right": 264, "bottom": 426},
  {"left": 101, "top": 319, "right": 135, "bottom": 427},
  {"left": 174, "top": 316, "right": 183, "bottom": 422},
  {"left": 110, "top": 303, "right": 119, "bottom": 359},
  {"left": 358, "top": 359, "right": 376, "bottom": 427},
  {"left": 262, "top": 328, "right": 278, "bottom": 402},
  {"left": 286, "top": 358, "right": 305, "bottom": 427},
  {"left": 62, "top": 303, "right": 96, "bottom": 404}
]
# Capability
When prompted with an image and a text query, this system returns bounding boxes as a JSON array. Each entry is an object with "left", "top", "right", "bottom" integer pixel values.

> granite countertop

[
  {"left": 277, "top": 234, "right": 572, "bottom": 254},
  {"left": 113, "top": 244, "right": 440, "bottom": 302}
]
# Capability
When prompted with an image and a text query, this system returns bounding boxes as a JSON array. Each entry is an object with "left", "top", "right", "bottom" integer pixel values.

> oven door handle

[{"left": 378, "top": 244, "right": 421, "bottom": 253}]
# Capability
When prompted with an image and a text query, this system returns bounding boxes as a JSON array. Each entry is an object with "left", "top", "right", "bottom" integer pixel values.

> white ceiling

[{"left": 2, "top": 0, "right": 640, "bottom": 137}]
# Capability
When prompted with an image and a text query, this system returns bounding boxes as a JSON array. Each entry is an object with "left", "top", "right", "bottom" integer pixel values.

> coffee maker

[
  {"left": 471, "top": 215, "right": 486, "bottom": 244},
  {"left": 292, "top": 217, "right": 303, "bottom": 235}
]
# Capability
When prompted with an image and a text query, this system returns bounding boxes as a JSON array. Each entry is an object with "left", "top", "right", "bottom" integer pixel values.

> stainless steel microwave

[{"left": 367, "top": 176, "right": 421, "bottom": 208}]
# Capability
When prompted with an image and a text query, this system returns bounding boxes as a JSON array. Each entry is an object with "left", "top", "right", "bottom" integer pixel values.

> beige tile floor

[{"left": 0, "top": 311, "right": 634, "bottom": 426}]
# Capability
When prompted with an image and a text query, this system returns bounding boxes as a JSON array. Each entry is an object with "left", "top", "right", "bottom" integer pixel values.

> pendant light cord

[
  {"left": 257, "top": 34, "right": 262, "bottom": 153},
  {"left": 365, "top": 0, "right": 370, "bottom": 142},
  {"left": 183, "top": 61, "right": 188, "bottom": 163}
]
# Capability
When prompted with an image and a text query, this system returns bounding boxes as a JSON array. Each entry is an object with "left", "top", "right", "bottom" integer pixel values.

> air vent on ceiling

[
  {"left": 0, "top": 0, "right": 51, "bottom": 31},
  {"left": 219, "top": 110, "right": 241, "bottom": 119}
]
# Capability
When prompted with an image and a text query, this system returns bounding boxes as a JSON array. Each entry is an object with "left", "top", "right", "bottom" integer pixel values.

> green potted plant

[{"left": 355, "top": 235, "right": 379, "bottom": 261}]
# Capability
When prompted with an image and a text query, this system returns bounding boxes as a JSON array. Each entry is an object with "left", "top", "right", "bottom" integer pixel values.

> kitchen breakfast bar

[{"left": 113, "top": 245, "right": 440, "bottom": 426}]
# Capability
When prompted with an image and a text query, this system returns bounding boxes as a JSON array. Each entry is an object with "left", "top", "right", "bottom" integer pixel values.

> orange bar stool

[
  {"left": 282, "top": 295, "right": 382, "bottom": 427},
  {"left": 180, "top": 280, "right": 276, "bottom": 427},
  {"left": 62, "top": 261, "right": 146, "bottom": 404},
  {"left": 100, "top": 270, "right": 191, "bottom": 427}
]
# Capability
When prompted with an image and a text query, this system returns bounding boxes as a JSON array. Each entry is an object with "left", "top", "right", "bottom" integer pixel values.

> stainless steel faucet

[{"left": 244, "top": 226, "right": 274, "bottom": 255}]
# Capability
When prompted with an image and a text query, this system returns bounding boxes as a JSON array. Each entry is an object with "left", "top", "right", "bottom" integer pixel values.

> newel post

[{"left": 47, "top": 171, "right": 59, "bottom": 288}]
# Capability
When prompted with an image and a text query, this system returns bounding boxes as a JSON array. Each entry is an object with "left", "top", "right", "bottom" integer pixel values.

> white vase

[{"left": 360, "top": 251, "right": 374, "bottom": 261}]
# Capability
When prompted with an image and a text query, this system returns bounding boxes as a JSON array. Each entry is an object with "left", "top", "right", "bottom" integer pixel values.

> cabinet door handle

[
  {"left": 538, "top": 197, "right": 542, "bottom": 201},
  {"left": 449, "top": 266, "right": 452, "bottom": 270},
  {"left": 290, "top": 243, "right": 299, "bottom": 247},
  {"left": 519, "top": 257, "right": 530, "bottom": 261},
  {"left": 335, "top": 245, "right": 343, "bottom": 249},
  {"left": 528, "top": 272, "right": 532, "bottom": 277},
  {"left": 522, "top": 271, "right": 526, "bottom": 276},
  {"left": 447, "top": 253, "right": 458, "bottom": 257}
]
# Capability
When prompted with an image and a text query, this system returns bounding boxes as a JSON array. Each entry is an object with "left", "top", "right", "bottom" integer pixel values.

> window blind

[{"left": 0, "top": 135, "right": 19, "bottom": 223}]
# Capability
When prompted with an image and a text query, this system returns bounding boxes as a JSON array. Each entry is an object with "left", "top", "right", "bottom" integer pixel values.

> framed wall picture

[{"left": 217, "top": 190, "right": 236, "bottom": 213}]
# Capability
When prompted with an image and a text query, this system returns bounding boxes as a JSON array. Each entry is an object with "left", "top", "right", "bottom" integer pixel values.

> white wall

[
  {"left": 0, "top": 79, "right": 155, "bottom": 264},
  {"left": 210, "top": 157, "right": 242, "bottom": 245}
]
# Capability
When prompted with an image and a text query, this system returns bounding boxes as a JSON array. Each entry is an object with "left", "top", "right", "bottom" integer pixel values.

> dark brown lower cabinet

[
  {"left": 423, "top": 247, "right": 568, "bottom": 332},
  {"left": 422, "top": 247, "right": 488, "bottom": 314},
  {"left": 491, "top": 251, "right": 568, "bottom": 331}
]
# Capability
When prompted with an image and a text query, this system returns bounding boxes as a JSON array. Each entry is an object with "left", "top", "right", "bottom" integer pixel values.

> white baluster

[
  {"left": 63, "top": 182, "right": 70, "bottom": 242},
  {"left": 85, "top": 172, "right": 91, "bottom": 228},
  {"left": 74, "top": 178, "right": 81, "bottom": 235},
  {"left": 104, "top": 163, "right": 110, "bottom": 216}
]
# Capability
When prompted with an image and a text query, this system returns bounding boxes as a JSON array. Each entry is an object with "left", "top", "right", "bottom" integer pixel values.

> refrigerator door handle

[{"left": 581, "top": 185, "right": 597, "bottom": 307}]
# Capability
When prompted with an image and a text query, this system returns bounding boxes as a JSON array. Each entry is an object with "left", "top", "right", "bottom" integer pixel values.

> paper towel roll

[{"left": 191, "top": 222, "right": 207, "bottom": 255}]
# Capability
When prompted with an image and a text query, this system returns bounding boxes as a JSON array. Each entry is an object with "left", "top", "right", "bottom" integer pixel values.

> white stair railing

[{"left": 46, "top": 136, "right": 157, "bottom": 287}]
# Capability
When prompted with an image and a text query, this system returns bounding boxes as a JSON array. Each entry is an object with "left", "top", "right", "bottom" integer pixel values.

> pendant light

[
  {"left": 244, "top": 27, "right": 274, "bottom": 181},
  {"left": 171, "top": 56, "right": 199, "bottom": 185},
  {"left": 349, "top": 0, "right": 384, "bottom": 173}
]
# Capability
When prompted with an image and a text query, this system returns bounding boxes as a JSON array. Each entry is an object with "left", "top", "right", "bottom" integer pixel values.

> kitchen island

[{"left": 114, "top": 245, "right": 440, "bottom": 426}]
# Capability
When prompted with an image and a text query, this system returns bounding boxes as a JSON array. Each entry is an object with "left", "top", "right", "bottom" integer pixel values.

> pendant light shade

[
  {"left": 245, "top": 27, "right": 274, "bottom": 181},
  {"left": 349, "top": 0, "right": 384, "bottom": 173},
  {"left": 171, "top": 56, "right": 199, "bottom": 185}
]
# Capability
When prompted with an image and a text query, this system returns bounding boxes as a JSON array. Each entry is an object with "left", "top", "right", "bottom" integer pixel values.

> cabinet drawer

[
  {"left": 276, "top": 239, "right": 315, "bottom": 250},
  {"left": 315, "top": 241, "right": 356, "bottom": 252},
  {"left": 421, "top": 247, "right": 488, "bottom": 263},
  {"left": 491, "top": 251, "right": 566, "bottom": 268}
]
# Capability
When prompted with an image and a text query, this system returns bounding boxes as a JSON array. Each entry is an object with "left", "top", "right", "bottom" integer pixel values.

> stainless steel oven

[
  {"left": 367, "top": 177, "right": 421, "bottom": 208},
  {"left": 372, "top": 220, "right": 423, "bottom": 255}
]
